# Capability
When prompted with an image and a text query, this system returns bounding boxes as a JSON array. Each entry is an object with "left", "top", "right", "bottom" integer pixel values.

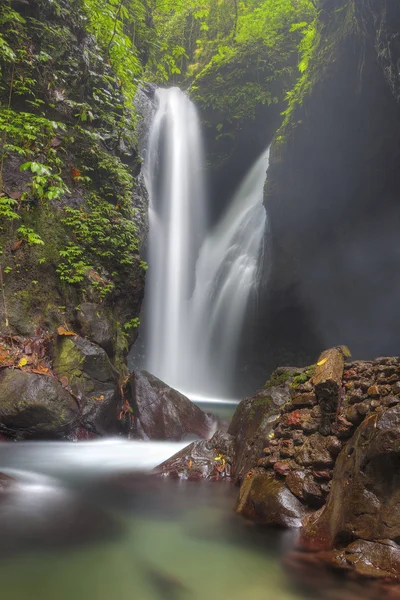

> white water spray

[
  {"left": 144, "top": 87, "right": 206, "bottom": 389},
  {"left": 184, "top": 147, "right": 270, "bottom": 396},
  {"left": 144, "top": 87, "right": 268, "bottom": 398}
]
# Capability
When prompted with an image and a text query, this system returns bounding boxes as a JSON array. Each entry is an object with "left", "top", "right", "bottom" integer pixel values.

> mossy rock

[
  {"left": 53, "top": 335, "right": 123, "bottom": 435},
  {"left": 0, "top": 369, "right": 79, "bottom": 439}
]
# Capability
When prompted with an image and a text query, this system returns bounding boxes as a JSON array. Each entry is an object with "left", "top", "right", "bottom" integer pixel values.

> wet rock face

[
  {"left": 154, "top": 430, "right": 235, "bottom": 480},
  {"left": 237, "top": 468, "right": 307, "bottom": 527},
  {"left": 129, "top": 371, "right": 216, "bottom": 441},
  {"left": 236, "top": 351, "right": 400, "bottom": 547},
  {"left": 228, "top": 367, "right": 299, "bottom": 484},
  {"left": 53, "top": 335, "right": 122, "bottom": 436},
  {"left": 301, "top": 404, "right": 400, "bottom": 553},
  {"left": 75, "top": 303, "right": 115, "bottom": 357},
  {"left": 0, "top": 369, "right": 79, "bottom": 439}
]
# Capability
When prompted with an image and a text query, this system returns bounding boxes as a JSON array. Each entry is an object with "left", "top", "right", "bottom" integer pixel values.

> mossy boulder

[
  {"left": 0, "top": 369, "right": 79, "bottom": 439},
  {"left": 52, "top": 335, "right": 122, "bottom": 435}
]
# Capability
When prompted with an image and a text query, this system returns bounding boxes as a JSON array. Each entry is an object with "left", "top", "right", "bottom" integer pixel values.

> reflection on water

[{"left": 0, "top": 440, "right": 392, "bottom": 600}]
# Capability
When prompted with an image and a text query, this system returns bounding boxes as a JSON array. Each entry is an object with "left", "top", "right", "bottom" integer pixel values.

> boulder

[
  {"left": 301, "top": 404, "right": 400, "bottom": 552},
  {"left": 0, "top": 369, "right": 78, "bottom": 439},
  {"left": 333, "top": 540, "right": 400, "bottom": 580},
  {"left": 52, "top": 335, "right": 122, "bottom": 436},
  {"left": 228, "top": 369, "right": 297, "bottom": 483},
  {"left": 75, "top": 303, "right": 115, "bottom": 356},
  {"left": 154, "top": 430, "right": 235, "bottom": 480},
  {"left": 129, "top": 371, "right": 216, "bottom": 441},
  {"left": 236, "top": 468, "right": 307, "bottom": 527}
]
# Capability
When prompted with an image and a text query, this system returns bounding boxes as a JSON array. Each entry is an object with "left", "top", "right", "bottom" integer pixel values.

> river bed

[{"left": 0, "top": 425, "right": 385, "bottom": 600}]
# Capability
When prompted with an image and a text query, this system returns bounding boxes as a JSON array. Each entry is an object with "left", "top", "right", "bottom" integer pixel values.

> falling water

[
  {"left": 144, "top": 87, "right": 206, "bottom": 389},
  {"left": 144, "top": 86, "right": 269, "bottom": 398},
  {"left": 185, "top": 148, "right": 270, "bottom": 397}
]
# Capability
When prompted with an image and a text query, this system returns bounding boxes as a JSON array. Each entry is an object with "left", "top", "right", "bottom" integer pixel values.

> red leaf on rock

[{"left": 11, "top": 239, "right": 23, "bottom": 251}]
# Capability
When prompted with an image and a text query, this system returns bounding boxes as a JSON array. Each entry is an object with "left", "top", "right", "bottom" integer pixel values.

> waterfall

[
  {"left": 144, "top": 87, "right": 206, "bottom": 390},
  {"left": 185, "top": 148, "right": 270, "bottom": 397},
  {"left": 144, "top": 86, "right": 269, "bottom": 399}
]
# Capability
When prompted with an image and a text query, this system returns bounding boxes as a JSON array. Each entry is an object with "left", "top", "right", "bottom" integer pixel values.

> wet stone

[
  {"left": 274, "top": 461, "right": 291, "bottom": 476},
  {"left": 297, "top": 433, "right": 336, "bottom": 468},
  {"left": 347, "top": 388, "right": 364, "bottom": 404},
  {"left": 357, "top": 379, "right": 374, "bottom": 392},
  {"left": 302, "top": 474, "right": 324, "bottom": 507},
  {"left": 291, "top": 392, "right": 317, "bottom": 409},
  {"left": 286, "top": 470, "right": 306, "bottom": 499}
]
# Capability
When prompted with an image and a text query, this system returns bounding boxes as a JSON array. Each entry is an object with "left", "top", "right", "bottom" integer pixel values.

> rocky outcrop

[
  {"left": 300, "top": 403, "right": 400, "bottom": 579},
  {"left": 154, "top": 430, "right": 235, "bottom": 480},
  {"left": 235, "top": 348, "right": 400, "bottom": 581},
  {"left": 128, "top": 371, "right": 216, "bottom": 441}
]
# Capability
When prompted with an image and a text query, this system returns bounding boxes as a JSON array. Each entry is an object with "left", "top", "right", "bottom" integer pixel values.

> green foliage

[
  {"left": 57, "top": 243, "right": 93, "bottom": 284},
  {"left": 16, "top": 225, "right": 44, "bottom": 246},
  {"left": 123, "top": 317, "right": 140, "bottom": 330}
]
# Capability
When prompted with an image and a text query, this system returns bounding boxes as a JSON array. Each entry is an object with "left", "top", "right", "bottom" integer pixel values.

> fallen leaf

[
  {"left": 92, "top": 395, "right": 104, "bottom": 402},
  {"left": 18, "top": 357, "right": 28, "bottom": 368},
  {"left": 188, "top": 460, "right": 193, "bottom": 469},
  {"left": 57, "top": 326, "right": 76, "bottom": 336},
  {"left": 60, "top": 376, "right": 69, "bottom": 387},
  {"left": 70, "top": 167, "right": 81, "bottom": 181},
  {"left": 317, "top": 357, "right": 328, "bottom": 366},
  {"left": 50, "top": 137, "right": 62, "bottom": 148}
]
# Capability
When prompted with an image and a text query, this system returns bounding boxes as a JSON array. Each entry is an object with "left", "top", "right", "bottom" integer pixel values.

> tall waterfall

[
  {"left": 144, "top": 86, "right": 268, "bottom": 398},
  {"left": 144, "top": 87, "right": 206, "bottom": 389}
]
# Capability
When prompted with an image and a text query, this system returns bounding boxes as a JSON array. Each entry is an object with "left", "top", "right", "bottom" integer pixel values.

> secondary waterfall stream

[{"left": 144, "top": 87, "right": 269, "bottom": 399}]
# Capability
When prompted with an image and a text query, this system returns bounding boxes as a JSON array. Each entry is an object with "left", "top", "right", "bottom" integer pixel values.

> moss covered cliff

[{"left": 0, "top": 0, "right": 147, "bottom": 370}]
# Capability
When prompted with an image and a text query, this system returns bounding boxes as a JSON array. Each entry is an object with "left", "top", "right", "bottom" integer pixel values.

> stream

[{"left": 0, "top": 400, "right": 377, "bottom": 600}]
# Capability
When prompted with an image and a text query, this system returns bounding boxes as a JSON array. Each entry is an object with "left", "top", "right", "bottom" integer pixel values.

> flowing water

[
  {"left": 0, "top": 435, "right": 371, "bottom": 600},
  {"left": 144, "top": 87, "right": 206, "bottom": 391},
  {"left": 144, "top": 87, "right": 268, "bottom": 399}
]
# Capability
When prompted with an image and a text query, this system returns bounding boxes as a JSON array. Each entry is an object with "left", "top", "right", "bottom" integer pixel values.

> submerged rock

[
  {"left": 154, "top": 430, "right": 235, "bottom": 480},
  {"left": 129, "top": 371, "right": 216, "bottom": 441},
  {"left": 0, "top": 369, "right": 79, "bottom": 439}
]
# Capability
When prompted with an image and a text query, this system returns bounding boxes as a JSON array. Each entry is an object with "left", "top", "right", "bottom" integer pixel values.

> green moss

[
  {"left": 264, "top": 370, "right": 293, "bottom": 389},
  {"left": 53, "top": 337, "right": 85, "bottom": 380},
  {"left": 290, "top": 364, "right": 316, "bottom": 388}
]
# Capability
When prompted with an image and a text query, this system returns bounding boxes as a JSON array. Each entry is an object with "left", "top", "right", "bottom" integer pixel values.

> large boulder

[
  {"left": 300, "top": 404, "right": 400, "bottom": 577},
  {"left": 129, "top": 371, "right": 216, "bottom": 441},
  {"left": 154, "top": 430, "right": 235, "bottom": 480},
  {"left": 52, "top": 335, "right": 122, "bottom": 436},
  {"left": 0, "top": 369, "right": 79, "bottom": 439},
  {"left": 228, "top": 367, "right": 303, "bottom": 484},
  {"left": 236, "top": 468, "right": 307, "bottom": 528}
]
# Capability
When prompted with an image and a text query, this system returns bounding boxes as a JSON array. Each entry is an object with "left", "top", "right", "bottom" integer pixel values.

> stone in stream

[
  {"left": 154, "top": 430, "right": 235, "bottom": 479},
  {"left": 0, "top": 369, "right": 79, "bottom": 439},
  {"left": 128, "top": 370, "right": 217, "bottom": 441}
]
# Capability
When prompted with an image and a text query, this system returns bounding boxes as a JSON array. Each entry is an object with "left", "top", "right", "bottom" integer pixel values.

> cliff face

[
  {"left": 260, "top": 0, "right": 400, "bottom": 374},
  {"left": 0, "top": 0, "right": 148, "bottom": 370}
]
